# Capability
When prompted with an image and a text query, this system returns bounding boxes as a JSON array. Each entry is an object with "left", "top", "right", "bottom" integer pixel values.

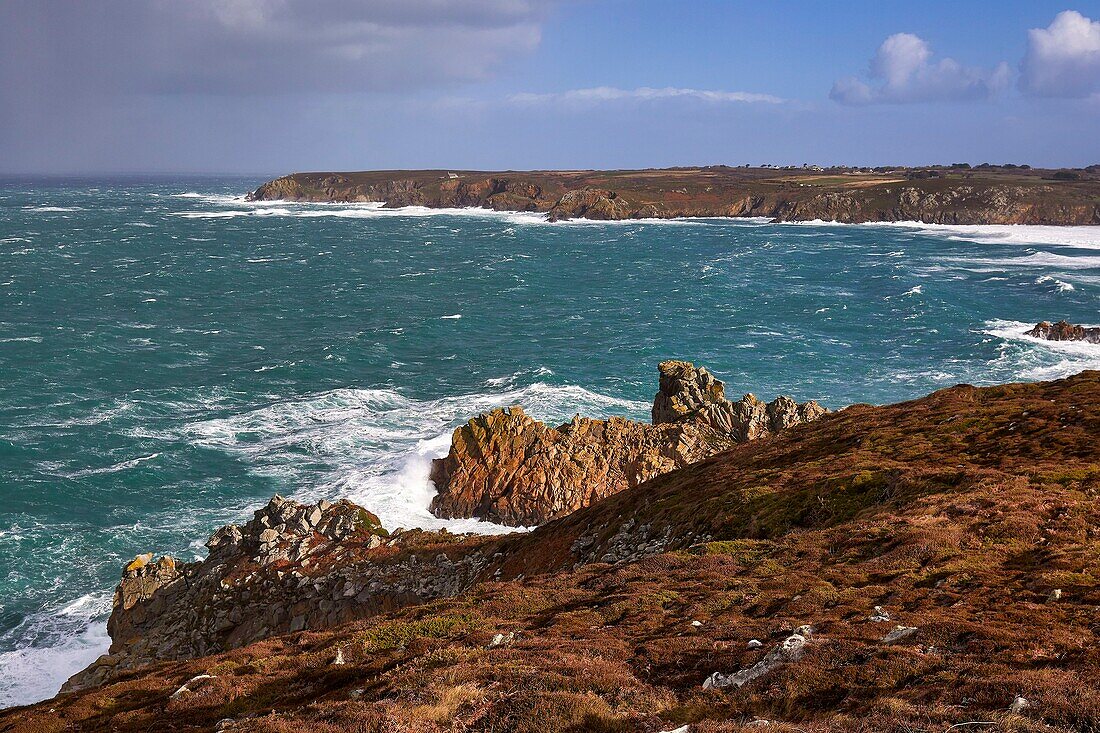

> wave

[
  {"left": 981, "top": 319, "right": 1100, "bottom": 380},
  {"left": 168, "top": 198, "right": 746, "bottom": 228},
  {"left": 183, "top": 382, "right": 648, "bottom": 536},
  {"left": 0, "top": 593, "right": 111, "bottom": 709},
  {"left": 1035, "top": 275, "right": 1075, "bottom": 292},
  {"left": 779, "top": 220, "right": 1100, "bottom": 249},
  {"left": 948, "top": 251, "right": 1100, "bottom": 271},
  {"left": 23, "top": 206, "right": 83, "bottom": 213}
]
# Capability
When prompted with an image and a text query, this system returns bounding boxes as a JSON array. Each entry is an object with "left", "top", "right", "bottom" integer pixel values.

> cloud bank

[
  {"left": 0, "top": 0, "right": 555, "bottom": 97},
  {"left": 831, "top": 33, "right": 1010, "bottom": 105},
  {"left": 1019, "top": 10, "right": 1100, "bottom": 98},
  {"left": 508, "top": 86, "right": 784, "bottom": 106}
]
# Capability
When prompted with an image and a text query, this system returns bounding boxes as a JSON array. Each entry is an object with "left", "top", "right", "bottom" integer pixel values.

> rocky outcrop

[
  {"left": 429, "top": 361, "right": 827, "bottom": 526},
  {"left": 652, "top": 360, "right": 828, "bottom": 441},
  {"left": 428, "top": 407, "right": 731, "bottom": 526},
  {"left": 1027, "top": 320, "right": 1100, "bottom": 344},
  {"left": 65, "top": 496, "right": 495, "bottom": 693},
  {"left": 546, "top": 188, "right": 634, "bottom": 221}
]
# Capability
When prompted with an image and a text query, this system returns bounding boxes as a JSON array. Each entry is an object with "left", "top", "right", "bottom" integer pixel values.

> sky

[{"left": 1, "top": 0, "right": 1099, "bottom": 174}]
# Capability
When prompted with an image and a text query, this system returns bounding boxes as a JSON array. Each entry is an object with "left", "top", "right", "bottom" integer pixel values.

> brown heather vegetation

[{"left": 3, "top": 372, "right": 1100, "bottom": 732}]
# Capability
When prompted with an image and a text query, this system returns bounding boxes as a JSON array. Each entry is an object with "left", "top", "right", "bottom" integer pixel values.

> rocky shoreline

[
  {"left": 245, "top": 166, "right": 1100, "bottom": 224},
  {"left": 8, "top": 356, "right": 1100, "bottom": 731}
]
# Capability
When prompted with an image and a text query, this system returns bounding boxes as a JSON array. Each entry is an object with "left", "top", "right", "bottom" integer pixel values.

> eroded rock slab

[{"left": 429, "top": 360, "right": 827, "bottom": 526}]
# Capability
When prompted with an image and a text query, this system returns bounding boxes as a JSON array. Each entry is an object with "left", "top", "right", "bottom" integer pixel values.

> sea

[{"left": 1, "top": 175, "right": 1098, "bottom": 708}]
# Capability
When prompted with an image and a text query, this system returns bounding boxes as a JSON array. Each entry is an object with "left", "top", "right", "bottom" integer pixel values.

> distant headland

[{"left": 247, "top": 164, "right": 1100, "bottom": 224}]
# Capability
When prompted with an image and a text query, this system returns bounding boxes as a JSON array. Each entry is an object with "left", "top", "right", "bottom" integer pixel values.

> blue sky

[{"left": 1, "top": 0, "right": 1099, "bottom": 173}]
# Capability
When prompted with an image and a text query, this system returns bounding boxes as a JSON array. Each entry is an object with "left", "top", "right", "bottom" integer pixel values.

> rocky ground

[
  {"left": 245, "top": 165, "right": 1100, "bottom": 224},
  {"left": 3, "top": 367, "right": 1099, "bottom": 732}
]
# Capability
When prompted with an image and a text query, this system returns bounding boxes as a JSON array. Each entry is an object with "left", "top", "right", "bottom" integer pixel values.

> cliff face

[
  {"left": 428, "top": 361, "right": 826, "bottom": 526},
  {"left": 427, "top": 408, "right": 729, "bottom": 526},
  {"left": 13, "top": 370, "right": 1100, "bottom": 733},
  {"left": 245, "top": 167, "right": 1100, "bottom": 224}
]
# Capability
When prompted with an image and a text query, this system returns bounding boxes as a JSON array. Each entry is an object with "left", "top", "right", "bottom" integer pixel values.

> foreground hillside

[
  {"left": 3, "top": 372, "right": 1100, "bottom": 732},
  {"left": 247, "top": 165, "right": 1100, "bottom": 224}
]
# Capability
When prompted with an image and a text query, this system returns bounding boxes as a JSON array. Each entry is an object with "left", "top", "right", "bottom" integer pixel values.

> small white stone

[
  {"left": 333, "top": 648, "right": 345, "bottom": 666},
  {"left": 691, "top": 620, "right": 703, "bottom": 627},
  {"left": 1009, "top": 695, "right": 1031, "bottom": 713},
  {"left": 747, "top": 639, "right": 763, "bottom": 649}
]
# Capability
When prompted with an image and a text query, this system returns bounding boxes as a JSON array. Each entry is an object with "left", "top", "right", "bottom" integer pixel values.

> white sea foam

[
  {"left": 168, "top": 197, "right": 741, "bottom": 227},
  {"left": 0, "top": 593, "right": 111, "bottom": 709},
  {"left": 23, "top": 206, "right": 83, "bottom": 213},
  {"left": 1035, "top": 275, "right": 1076, "bottom": 292},
  {"left": 948, "top": 251, "right": 1100, "bottom": 270},
  {"left": 780, "top": 220, "right": 1100, "bottom": 249},
  {"left": 184, "top": 382, "right": 647, "bottom": 535},
  {"left": 982, "top": 319, "right": 1100, "bottom": 380}
]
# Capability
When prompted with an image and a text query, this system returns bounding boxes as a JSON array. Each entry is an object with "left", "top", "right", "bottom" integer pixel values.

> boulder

[
  {"left": 703, "top": 633, "right": 809, "bottom": 689},
  {"left": 1026, "top": 320, "right": 1100, "bottom": 344}
]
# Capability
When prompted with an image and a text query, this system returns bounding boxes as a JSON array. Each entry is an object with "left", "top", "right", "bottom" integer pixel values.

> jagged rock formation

[
  {"left": 546, "top": 188, "right": 634, "bottom": 221},
  {"left": 64, "top": 496, "right": 495, "bottom": 693},
  {"left": 652, "top": 360, "right": 828, "bottom": 440},
  {"left": 244, "top": 167, "right": 1100, "bottom": 224},
  {"left": 428, "top": 407, "right": 731, "bottom": 526},
  {"left": 1027, "top": 320, "right": 1100, "bottom": 344},
  {"left": 429, "top": 361, "right": 826, "bottom": 526}
]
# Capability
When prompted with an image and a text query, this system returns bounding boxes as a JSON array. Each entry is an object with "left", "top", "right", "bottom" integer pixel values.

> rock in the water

[
  {"left": 703, "top": 633, "right": 809, "bottom": 689},
  {"left": 1026, "top": 320, "right": 1100, "bottom": 344},
  {"left": 430, "top": 360, "right": 827, "bottom": 526}
]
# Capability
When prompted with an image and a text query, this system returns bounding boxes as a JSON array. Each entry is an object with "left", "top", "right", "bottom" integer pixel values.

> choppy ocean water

[{"left": 1, "top": 175, "right": 1098, "bottom": 708}]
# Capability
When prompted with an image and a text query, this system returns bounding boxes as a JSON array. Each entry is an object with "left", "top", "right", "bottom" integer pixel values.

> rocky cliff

[
  {"left": 64, "top": 496, "right": 499, "bottom": 694},
  {"left": 245, "top": 166, "right": 1100, "bottom": 224},
  {"left": 11, "top": 370, "right": 1100, "bottom": 733},
  {"left": 429, "top": 361, "right": 826, "bottom": 526}
]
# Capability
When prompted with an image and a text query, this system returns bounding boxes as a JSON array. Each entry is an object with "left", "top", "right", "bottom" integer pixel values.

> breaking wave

[
  {"left": 183, "top": 382, "right": 648, "bottom": 536},
  {"left": 981, "top": 319, "right": 1100, "bottom": 381}
]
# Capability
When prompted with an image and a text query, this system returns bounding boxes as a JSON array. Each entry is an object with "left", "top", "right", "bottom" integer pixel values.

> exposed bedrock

[
  {"left": 1027, "top": 320, "right": 1100, "bottom": 344},
  {"left": 64, "top": 495, "right": 494, "bottom": 693},
  {"left": 429, "top": 360, "right": 827, "bottom": 527}
]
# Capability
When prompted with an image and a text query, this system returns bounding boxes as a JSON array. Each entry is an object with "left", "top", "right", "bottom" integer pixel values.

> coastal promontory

[{"left": 246, "top": 165, "right": 1100, "bottom": 224}]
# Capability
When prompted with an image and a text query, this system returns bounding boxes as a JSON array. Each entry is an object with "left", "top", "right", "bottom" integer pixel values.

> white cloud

[
  {"left": 1020, "top": 10, "right": 1100, "bottom": 98},
  {"left": 831, "top": 33, "right": 1010, "bottom": 105},
  {"left": 509, "top": 86, "right": 784, "bottom": 105}
]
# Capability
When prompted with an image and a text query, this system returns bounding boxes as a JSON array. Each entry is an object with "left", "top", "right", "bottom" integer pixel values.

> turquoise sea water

[{"left": 1, "top": 176, "right": 1098, "bottom": 707}]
